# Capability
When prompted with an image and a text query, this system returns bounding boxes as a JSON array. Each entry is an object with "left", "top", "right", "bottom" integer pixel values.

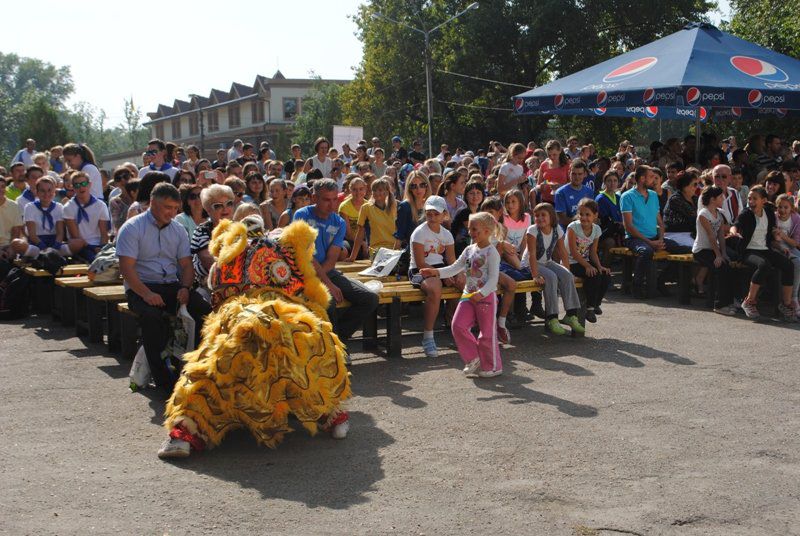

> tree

[
  {"left": 123, "top": 98, "right": 145, "bottom": 152},
  {"left": 342, "top": 0, "right": 714, "bottom": 151},
  {"left": 292, "top": 81, "right": 345, "bottom": 154},
  {"left": 16, "top": 94, "right": 69, "bottom": 151}
]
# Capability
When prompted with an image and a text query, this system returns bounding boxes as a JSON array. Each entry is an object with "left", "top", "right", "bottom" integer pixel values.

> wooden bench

[
  {"left": 117, "top": 302, "right": 139, "bottom": 360},
  {"left": 53, "top": 275, "right": 119, "bottom": 325},
  {"left": 24, "top": 264, "right": 88, "bottom": 313},
  {"left": 81, "top": 285, "right": 126, "bottom": 348}
]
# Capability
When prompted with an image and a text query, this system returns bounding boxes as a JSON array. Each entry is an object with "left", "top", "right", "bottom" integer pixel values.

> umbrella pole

[{"left": 695, "top": 111, "right": 702, "bottom": 162}]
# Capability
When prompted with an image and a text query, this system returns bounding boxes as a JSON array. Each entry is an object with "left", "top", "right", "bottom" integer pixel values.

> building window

[
  {"left": 251, "top": 100, "right": 264, "bottom": 123},
  {"left": 189, "top": 114, "right": 199, "bottom": 136},
  {"left": 155, "top": 124, "right": 164, "bottom": 140},
  {"left": 283, "top": 98, "right": 298, "bottom": 121},
  {"left": 171, "top": 119, "right": 181, "bottom": 139},
  {"left": 208, "top": 110, "right": 219, "bottom": 132},
  {"left": 228, "top": 104, "right": 240, "bottom": 128}
]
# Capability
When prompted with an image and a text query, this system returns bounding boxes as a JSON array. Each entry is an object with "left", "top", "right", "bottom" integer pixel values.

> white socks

[
  {"left": 59, "top": 244, "right": 71, "bottom": 257},
  {"left": 423, "top": 330, "right": 434, "bottom": 340},
  {"left": 24, "top": 245, "right": 40, "bottom": 258},
  {"left": 497, "top": 316, "right": 507, "bottom": 329}
]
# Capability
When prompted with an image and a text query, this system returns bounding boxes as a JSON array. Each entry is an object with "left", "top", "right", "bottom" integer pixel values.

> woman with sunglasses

[
  {"left": 192, "top": 185, "right": 235, "bottom": 295},
  {"left": 394, "top": 170, "right": 432, "bottom": 250},
  {"left": 175, "top": 184, "right": 206, "bottom": 238}
]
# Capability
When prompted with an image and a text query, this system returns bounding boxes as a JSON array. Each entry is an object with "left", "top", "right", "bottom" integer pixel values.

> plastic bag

[
  {"left": 88, "top": 243, "right": 120, "bottom": 282},
  {"left": 129, "top": 346, "right": 150, "bottom": 391}
]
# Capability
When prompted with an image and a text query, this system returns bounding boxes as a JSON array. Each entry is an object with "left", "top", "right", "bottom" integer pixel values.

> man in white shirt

[
  {"left": 565, "top": 136, "right": 581, "bottom": 160},
  {"left": 227, "top": 139, "right": 243, "bottom": 162},
  {"left": 12, "top": 139, "right": 36, "bottom": 168},
  {"left": 63, "top": 171, "right": 110, "bottom": 261}
]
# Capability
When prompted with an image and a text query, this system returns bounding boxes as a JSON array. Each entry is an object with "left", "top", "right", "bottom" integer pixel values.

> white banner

[{"left": 333, "top": 125, "right": 364, "bottom": 151}]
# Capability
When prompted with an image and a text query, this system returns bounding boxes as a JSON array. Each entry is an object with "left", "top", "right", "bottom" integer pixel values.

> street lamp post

[
  {"left": 189, "top": 94, "right": 205, "bottom": 156},
  {"left": 372, "top": 2, "right": 478, "bottom": 157}
]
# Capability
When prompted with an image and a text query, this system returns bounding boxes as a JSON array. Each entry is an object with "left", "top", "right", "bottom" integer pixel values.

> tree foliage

[
  {"left": 292, "top": 80, "right": 345, "bottom": 154},
  {"left": 341, "top": 0, "right": 714, "bottom": 152}
]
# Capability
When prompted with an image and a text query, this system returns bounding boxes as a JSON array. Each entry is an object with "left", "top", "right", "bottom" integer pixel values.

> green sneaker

[
  {"left": 564, "top": 315, "right": 585, "bottom": 335},
  {"left": 546, "top": 318, "right": 566, "bottom": 335}
]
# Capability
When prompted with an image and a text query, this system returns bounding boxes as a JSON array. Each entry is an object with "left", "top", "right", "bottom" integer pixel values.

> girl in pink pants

[{"left": 421, "top": 212, "right": 503, "bottom": 378}]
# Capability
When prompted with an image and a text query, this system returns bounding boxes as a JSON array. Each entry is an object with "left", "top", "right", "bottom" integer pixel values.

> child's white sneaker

[
  {"left": 478, "top": 369, "right": 503, "bottom": 378},
  {"left": 463, "top": 359, "right": 480, "bottom": 377}
]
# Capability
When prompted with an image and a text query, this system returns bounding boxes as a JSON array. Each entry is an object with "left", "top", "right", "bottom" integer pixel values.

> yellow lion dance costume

[{"left": 158, "top": 219, "right": 351, "bottom": 459}]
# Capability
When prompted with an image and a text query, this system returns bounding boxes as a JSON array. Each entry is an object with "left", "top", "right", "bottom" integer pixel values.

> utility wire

[
  {"left": 436, "top": 69, "right": 531, "bottom": 89},
  {"left": 437, "top": 100, "right": 513, "bottom": 111}
]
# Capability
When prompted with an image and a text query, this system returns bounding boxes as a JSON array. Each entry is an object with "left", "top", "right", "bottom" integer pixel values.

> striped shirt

[{"left": 190, "top": 219, "right": 213, "bottom": 287}]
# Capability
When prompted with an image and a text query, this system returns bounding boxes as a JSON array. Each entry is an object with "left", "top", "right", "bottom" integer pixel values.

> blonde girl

[
  {"left": 524, "top": 202, "right": 584, "bottom": 335},
  {"left": 348, "top": 178, "right": 398, "bottom": 260},
  {"left": 497, "top": 143, "right": 527, "bottom": 195},
  {"left": 773, "top": 193, "right": 800, "bottom": 313},
  {"left": 420, "top": 212, "right": 503, "bottom": 378},
  {"left": 338, "top": 177, "right": 368, "bottom": 257}
]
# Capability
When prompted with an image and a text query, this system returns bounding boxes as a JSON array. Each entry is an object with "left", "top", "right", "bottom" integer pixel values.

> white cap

[{"left": 424, "top": 195, "right": 447, "bottom": 213}]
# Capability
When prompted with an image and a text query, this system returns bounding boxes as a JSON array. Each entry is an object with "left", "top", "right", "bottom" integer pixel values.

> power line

[
  {"left": 436, "top": 69, "right": 531, "bottom": 89},
  {"left": 437, "top": 100, "right": 513, "bottom": 112}
]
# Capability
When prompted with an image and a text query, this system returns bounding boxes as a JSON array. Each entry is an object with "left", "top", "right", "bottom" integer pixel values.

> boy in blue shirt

[{"left": 555, "top": 159, "right": 595, "bottom": 229}]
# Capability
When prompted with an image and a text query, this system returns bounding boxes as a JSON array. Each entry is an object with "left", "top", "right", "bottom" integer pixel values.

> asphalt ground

[{"left": 2, "top": 287, "right": 799, "bottom": 535}]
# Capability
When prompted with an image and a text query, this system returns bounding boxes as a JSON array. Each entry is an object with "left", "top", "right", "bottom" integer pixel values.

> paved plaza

[{"left": 2, "top": 291, "right": 799, "bottom": 535}]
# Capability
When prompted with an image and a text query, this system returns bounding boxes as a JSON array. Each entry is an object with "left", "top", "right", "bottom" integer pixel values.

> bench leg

[
  {"left": 86, "top": 298, "right": 104, "bottom": 343},
  {"left": 32, "top": 277, "right": 53, "bottom": 314},
  {"left": 120, "top": 313, "right": 139, "bottom": 360},
  {"left": 60, "top": 287, "right": 76, "bottom": 326},
  {"left": 677, "top": 263, "right": 691, "bottom": 305},
  {"left": 622, "top": 257, "right": 633, "bottom": 294},
  {"left": 74, "top": 292, "right": 88, "bottom": 336},
  {"left": 51, "top": 285, "right": 62, "bottom": 321},
  {"left": 362, "top": 308, "right": 378, "bottom": 352},
  {"left": 386, "top": 297, "right": 402, "bottom": 359},
  {"left": 106, "top": 302, "right": 121, "bottom": 352},
  {"left": 646, "top": 261, "right": 658, "bottom": 299},
  {"left": 705, "top": 269, "right": 716, "bottom": 309}
]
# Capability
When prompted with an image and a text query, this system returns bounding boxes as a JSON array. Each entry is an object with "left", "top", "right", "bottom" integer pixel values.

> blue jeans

[{"left": 625, "top": 236, "right": 681, "bottom": 289}]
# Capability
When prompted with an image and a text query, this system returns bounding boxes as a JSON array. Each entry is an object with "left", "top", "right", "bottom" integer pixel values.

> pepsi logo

[
  {"left": 603, "top": 57, "right": 658, "bottom": 83},
  {"left": 731, "top": 107, "right": 742, "bottom": 118},
  {"left": 594, "top": 107, "right": 607, "bottom": 116},
  {"left": 686, "top": 87, "right": 701, "bottom": 106},
  {"left": 644, "top": 106, "right": 658, "bottom": 119},
  {"left": 597, "top": 91, "right": 607, "bottom": 107},
  {"left": 643, "top": 88, "right": 655, "bottom": 105},
  {"left": 699, "top": 107, "right": 708, "bottom": 121},
  {"left": 748, "top": 90, "right": 763, "bottom": 108},
  {"left": 776, "top": 108, "right": 788, "bottom": 117},
  {"left": 731, "top": 56, "right": 788, "bottom": 83},
  {"left": 514, "top": 98, "right": 524, "bottom": 112},
  {"left": 554, "top": 94, "right": 564, "bottom": 109}
]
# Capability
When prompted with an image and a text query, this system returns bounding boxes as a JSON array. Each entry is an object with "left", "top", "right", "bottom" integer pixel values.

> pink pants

[{"left": 451, "top": 293, "right": 502, "bottom": 373}]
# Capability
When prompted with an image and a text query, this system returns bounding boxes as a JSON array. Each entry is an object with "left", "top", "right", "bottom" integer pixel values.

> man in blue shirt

[
  {"left": 554, "top": 159, "right": 595, "bottom": 229},
  {"left": 293, "top": 179, "right": 378, "bottom": 343},
  {"left": 620, "top": 165, "right": 678, "bottom": 297},
  {"left": 117, "top": 181, "right": 194, "bottom": 393}
]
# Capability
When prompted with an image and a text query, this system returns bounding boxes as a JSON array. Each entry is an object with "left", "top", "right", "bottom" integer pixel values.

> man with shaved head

[{"left": 711, "top": 164, "right": 741, "bottom": 223}]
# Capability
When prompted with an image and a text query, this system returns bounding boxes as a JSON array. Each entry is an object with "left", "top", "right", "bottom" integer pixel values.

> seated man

[
  {"left": 15, "top": 165, "right": 45, "bottom": 214},
  {"left": 292, "top": 179, "right": 379, "bottom": 346},
  {"left": 0, "top": 177, "right": 23, "bottom": 260},
  {"left": 554, "top": 159, "right": 595, "bottom": 229},
  {"left": 116, "top": 181, "right": 193, "bottom": 395},
  {"left": 5, "top": 163, "right": 27, "bottom": 201},
  {"left": 620, "top": 165, "right": 679, "bottom": 297},
  {"left": 63, "top": 171, "right": 110, "bottom": 262}
]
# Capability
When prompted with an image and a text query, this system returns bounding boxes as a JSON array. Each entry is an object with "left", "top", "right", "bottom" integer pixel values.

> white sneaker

[
  {"left": 332, "top": 420, "right": 350, "bottom": 440},
  {"left": 463, "top": 359, "right": 480, "bottom": 377},
  {"left": 477, "top": 369, "right": 503, "bottom": 378},
  {"left": 157, "top": 437, "right": 190, "bottom": 459},
  {"left": 741, "top": 299, "right": 760, "bottom": 319}
]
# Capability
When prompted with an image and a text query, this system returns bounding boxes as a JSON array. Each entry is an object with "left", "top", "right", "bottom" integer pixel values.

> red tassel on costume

[{"left": 169, "top": 423, "right": 206, "bottom": 452}]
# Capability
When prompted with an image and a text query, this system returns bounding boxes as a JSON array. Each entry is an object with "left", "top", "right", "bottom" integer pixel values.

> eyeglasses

[
  {"left": 188, "top": 193, "right": 201, "bottom": 200},
  {"left": 145, "top": 150, "right": 158, "bottom": 156},
  {"left": 409, "top": 183, "right": 427, "bottom": 190},
  {"left": 234, "top": 191, "right": 244, "bottom": 198},
  {"left": 73, "top": 180, "right": 90, "bottom": 188},
  {"left": 211, "top": 200, "right": 234, "bottom": 211}
]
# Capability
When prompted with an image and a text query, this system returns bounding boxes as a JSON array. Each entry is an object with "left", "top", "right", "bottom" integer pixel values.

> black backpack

[{"left": 0, "top": 266, "right": 32, "bottom": 320}]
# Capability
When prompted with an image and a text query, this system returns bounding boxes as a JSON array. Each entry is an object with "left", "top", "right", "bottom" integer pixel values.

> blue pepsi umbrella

[{"left": 513, "top": 23, "right": 800, "bottom": 119}]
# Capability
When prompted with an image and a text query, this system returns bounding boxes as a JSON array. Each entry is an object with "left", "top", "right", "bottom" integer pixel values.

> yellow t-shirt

[
  {"left": 357, "top": 202, "right": 397, "bottom": 254},
  {"left": 337, "top": 197, "right": 361, "bottom": 230},
  {"left": 0, "top": 199, "right": 22, "bottom": 246}
]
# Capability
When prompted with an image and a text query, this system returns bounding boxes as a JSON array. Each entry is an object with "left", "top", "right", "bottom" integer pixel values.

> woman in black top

[
  {"left": 662, "top": 170, "right": 699, "bottom": 253},
  {"left": 730, "top": 186, "right": 795, "bottom": 320}
]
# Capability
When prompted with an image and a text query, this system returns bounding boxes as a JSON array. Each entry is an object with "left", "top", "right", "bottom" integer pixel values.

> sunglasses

[
  {"left": 211, "top": 200, "right": 234, "bottom": 211},
  {"left": 234, "top": 191, "right": 244, "bottom": 198},
  {"left": 73, "top": 180, "right": 90, "bottom": 188},
  {"left": 409, "top": 183, "right": 427, "bottom": 190},
  {"left": 188, "top": 193, "right": 201, "bottom": 200},
  {"left": 145, "top": 150, "right": 159, "bottom": 156}
]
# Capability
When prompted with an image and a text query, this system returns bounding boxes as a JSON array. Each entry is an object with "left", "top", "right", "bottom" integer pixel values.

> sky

[
  {"left": 1, "top": 0, "right": 729, "bottom": 128},
  {"left": 0, "top": 0, "right": 365, "bottom": 125}
]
